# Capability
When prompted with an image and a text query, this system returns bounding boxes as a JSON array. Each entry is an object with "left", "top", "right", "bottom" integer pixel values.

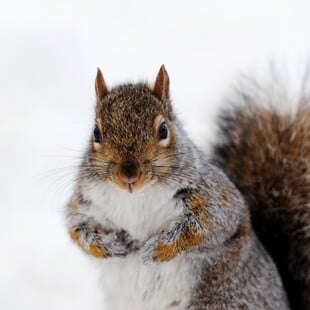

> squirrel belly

[
  {"left": 212, "top": 75, "right": 310, "bottom": 310},
  {"left": 66, "top": 66, "right": 290, "bottom": 309},
  {"left": 98, "top": 252, "right": 198, "bottom": 310}
]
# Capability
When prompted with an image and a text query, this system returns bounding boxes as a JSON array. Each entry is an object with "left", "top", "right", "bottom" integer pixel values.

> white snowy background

[{"left": 1, "top": 0, "right": 310, "bottom": 309}]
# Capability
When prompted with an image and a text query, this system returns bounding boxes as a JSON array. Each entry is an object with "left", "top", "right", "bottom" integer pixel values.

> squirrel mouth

[
  {"left": 117, "top": 174, "right": 142, "bottom": 193},
  {"left": 128, "top": 184, "right": 133, "bottom": 193}
]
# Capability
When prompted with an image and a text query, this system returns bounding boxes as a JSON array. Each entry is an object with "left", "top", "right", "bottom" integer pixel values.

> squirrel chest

[
  {"left": 82, "top": 180, "right": 183, "bottom": 242},
  {"left": 81, "top": 181, "right": 198, "bottom": 310}
]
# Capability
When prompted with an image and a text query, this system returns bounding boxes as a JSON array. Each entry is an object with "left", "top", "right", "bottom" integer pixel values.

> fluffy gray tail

[{"left": 212, "top": 71, "right": 310, "bottom": 309}]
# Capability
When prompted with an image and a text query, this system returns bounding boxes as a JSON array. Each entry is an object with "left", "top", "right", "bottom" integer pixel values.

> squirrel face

[{"left": 88, "top": 66, "right": 176, "bottom": 193}]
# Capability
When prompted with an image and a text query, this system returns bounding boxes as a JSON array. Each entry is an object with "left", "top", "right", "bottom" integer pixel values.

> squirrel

[
  {"left": 66, "top": 65, "right": 291, "bottom": 309},
  {"left": 211, "top": 73, "right": 310, "bottom": 310}
]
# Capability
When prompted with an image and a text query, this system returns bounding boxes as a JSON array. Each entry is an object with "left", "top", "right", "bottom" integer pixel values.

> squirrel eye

[
  {"left": 158, "top": 122, "right": 168, "bottom": 140},
  {"left": 93, "top": 126, "right": 102, "bottom": 143}
]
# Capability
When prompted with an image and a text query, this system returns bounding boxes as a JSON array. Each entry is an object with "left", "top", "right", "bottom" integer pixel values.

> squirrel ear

[
  {"left": 153, "top": 65, "right": 169, "bottom": 101},
  {"left": 95, "top": 68, "right": 108, "bottom": 100}
]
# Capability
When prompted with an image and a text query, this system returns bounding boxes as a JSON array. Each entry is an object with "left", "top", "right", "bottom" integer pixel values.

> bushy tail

[{"left": 212, "top": 74, "right": 310, "bottom": 309}]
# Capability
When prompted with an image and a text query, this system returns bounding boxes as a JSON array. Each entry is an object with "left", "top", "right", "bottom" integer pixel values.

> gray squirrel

[{"left": 66, "top": 65, "right": 309, "bottom": 309}]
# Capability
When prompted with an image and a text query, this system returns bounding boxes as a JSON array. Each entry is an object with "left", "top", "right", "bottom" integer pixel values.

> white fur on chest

[
  {"left": 82, "top": 181, "right": 197, "bottom": 309},
  {"left": 83, "top": 181, "right": 182, "bottom": 241},
  {"left": 98, "top": 253, "right": 198, "bottom": 310}
]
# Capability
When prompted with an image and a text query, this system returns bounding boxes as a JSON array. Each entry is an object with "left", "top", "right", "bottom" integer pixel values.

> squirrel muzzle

[{"left": 116, "top": 160, "right": 143, "bottom": 193}]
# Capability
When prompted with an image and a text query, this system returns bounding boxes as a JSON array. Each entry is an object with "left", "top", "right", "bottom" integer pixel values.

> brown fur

[
  {"left": 153, "top": 65, "right": 170, "bottom": 102},
  {"left": 91, "top": 82, "right": 176, "bottom": 191},
  {"left": 70, "top": 228, "right": 108, "bottom": 258},
  {"left": 153, "top": 229, "right": 204, "bottom": 262},
  {"left": 187, "top": 191, "right": 206, "bottom": 213},
  {"left": 89, "top": 243, "right": 107, "bottom": 258},
  {"left": 186, "top": 191, "right": 211, "bottom": 225},
  {"left": 95, "top": 68, "right": 108, "bottom": 100},
  {"left": 70, "top": 228, "right": 83, "bottom": 248},
  {"left": 213, "top": 103, "right": 310, "bottom": 309},
  {"left": 68, "top": 199, "right": 78, "bottom": 210}
]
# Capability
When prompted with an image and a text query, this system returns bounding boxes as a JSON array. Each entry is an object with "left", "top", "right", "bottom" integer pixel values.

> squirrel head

[{"left": 88, "top": 65, "right": 177, "bottom": 193}]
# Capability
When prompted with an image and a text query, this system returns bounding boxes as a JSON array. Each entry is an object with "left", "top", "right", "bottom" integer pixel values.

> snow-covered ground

[{"left": 0, "top": 1, "right": 309, "bottom": 309}]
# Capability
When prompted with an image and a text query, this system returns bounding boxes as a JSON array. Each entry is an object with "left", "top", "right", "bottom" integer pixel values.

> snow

[{"left": 0, "top": 1, "right": 309, "bottom": 309}]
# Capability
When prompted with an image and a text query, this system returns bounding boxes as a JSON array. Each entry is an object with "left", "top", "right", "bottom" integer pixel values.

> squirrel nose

[{"left": 119, "top": 161, "right": 140, "bottom": 185}]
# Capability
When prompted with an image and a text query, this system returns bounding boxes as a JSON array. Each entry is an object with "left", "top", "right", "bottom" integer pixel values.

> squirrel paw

[
  {"left": 94, "top": 229, "right": 139, "bottom": 257},
  {"left": 71, "top": 225, "right": 139, "bottom": 258},
  {"left": 140, "top": 235, "right": 161, "bottom": 265},
  {"left": 141, "top": 219, "right": 204, "bottom": 265},
  {"left": 141, "top": 234, "right": 179, "bottom": 265}
]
